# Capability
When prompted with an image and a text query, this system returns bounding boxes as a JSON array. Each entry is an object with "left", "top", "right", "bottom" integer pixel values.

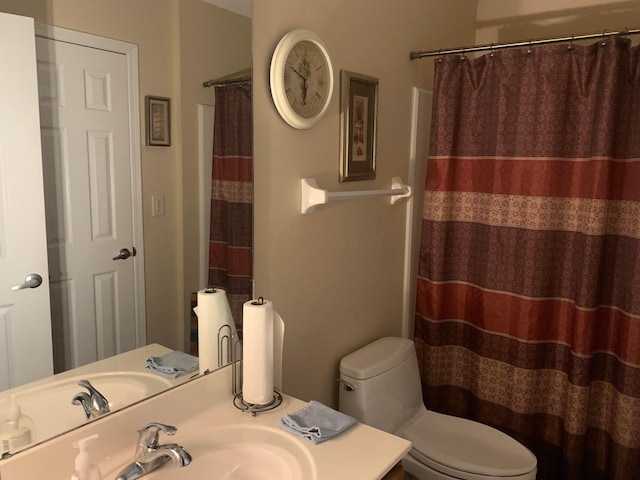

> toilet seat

[{"left": 399, "top": 410, "right": 537, "bottom": 480}]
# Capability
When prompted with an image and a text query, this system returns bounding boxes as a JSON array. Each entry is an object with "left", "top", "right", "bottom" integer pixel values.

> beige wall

[
  {"left": 0, "top": 0, "right": 251, "bottom": 352},
  {"left": 252, "top": 0, "right": 477, "bottom": 406},
  {"left": 476, "top": 0, "right": 640, "bottom": 45}
]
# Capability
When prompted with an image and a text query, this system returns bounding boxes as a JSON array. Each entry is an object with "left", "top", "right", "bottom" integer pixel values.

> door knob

[
  {"left": 11, "top": 273, "right": 43, "bottom": 291},
  {"left": 113, "top": 247, "right": 136, "bottom": 261}
]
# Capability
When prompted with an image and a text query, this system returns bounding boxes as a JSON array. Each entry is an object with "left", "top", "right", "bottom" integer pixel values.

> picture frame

[
  {"left": 145, "top": 96, "right": 171, "bottom": 146},
  {"left": 339, "top": 71, "right": 378, "bottom": 182}
]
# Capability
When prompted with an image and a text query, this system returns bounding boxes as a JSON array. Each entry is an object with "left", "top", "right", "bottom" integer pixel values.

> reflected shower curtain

[
  {"left": 208, "top": 83, "right": 253, "bottom": 326},
  {"left": 414, "top": 37, "right": 640, "bottom": 480}
]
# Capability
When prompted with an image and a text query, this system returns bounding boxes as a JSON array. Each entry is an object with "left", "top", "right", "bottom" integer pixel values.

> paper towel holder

[
  {"left": 231, "top": 329, "right": 283, "bottom": 416},
  {"left": 217, "top": 324, "right": 234, "bottom": 368}
]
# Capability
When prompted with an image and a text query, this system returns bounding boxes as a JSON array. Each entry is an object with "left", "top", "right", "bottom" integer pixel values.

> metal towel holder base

[{"left": 230, "top": 330, "right": 282, "bottom": 416}]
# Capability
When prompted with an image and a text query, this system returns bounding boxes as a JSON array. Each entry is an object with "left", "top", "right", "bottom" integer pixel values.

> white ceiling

[{"left": 201, "top": 0, "right": 253, "bottom": 18}]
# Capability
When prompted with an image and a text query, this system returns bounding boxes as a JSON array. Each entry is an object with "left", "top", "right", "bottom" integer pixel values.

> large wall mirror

[{"left": 0, "top": 0, "right": 252, "bottom": 457}]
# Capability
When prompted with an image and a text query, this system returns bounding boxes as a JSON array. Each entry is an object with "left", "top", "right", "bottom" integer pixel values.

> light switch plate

[{"left": 152, "top": 194, "right": 165, "bottom": 217}]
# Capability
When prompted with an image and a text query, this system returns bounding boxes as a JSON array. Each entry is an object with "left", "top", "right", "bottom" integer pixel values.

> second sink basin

[
  {"left": 145, "top": 424, "right": 317, "bottom": 480},
  {"left": 0, "top": 372, "right": 173, "bottom": 443}
]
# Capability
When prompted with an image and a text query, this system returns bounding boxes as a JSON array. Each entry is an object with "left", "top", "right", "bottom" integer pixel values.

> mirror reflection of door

[
  {"left": 0, "top": 12, "right": 54, "bottom": 391},
  {"left": 36, "top": 31, "right": 145, "bottom": 374}
]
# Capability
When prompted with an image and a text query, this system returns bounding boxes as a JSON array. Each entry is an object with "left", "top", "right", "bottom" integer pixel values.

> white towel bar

[{"left": 300, "top": 177, "right": 412, "bottom": 214}]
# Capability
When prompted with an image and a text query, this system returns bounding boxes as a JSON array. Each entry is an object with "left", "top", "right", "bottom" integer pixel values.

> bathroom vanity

[{"left": 0, "top": 362, "right": 411, "bottom": 479}]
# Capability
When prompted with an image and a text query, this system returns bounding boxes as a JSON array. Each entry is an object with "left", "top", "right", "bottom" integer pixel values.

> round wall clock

[{"left": 270, "top": 29, "right": 334, "bottom": 129}]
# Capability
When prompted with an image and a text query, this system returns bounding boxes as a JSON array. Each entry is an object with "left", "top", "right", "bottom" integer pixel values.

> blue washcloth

[
  {"left": 278, "top": 400, "right": 358, "bottom": 444},
  {"left": 145, "top": 351, "right": 199, "bottom": 378}
]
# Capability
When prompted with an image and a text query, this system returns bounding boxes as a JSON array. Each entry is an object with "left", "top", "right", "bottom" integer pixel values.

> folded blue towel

[
  {"left": 145, "top": 351, "right": 199, "bottom": 378},
  {"left": 278, "top": 400, "right": 358, "bottom": 444}
]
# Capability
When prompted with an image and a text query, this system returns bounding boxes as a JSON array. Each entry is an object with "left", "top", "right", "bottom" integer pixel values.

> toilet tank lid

[{"left": 340, "top": 337, "right": 415, "bottom": 380}]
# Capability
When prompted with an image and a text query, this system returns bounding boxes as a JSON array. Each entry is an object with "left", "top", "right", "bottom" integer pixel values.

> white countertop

[{"left": 0, "top": 364, "right": 411, "bottom": 479}]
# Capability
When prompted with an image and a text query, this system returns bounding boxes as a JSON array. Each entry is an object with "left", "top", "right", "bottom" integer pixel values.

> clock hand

[
  {"left": 288, "top": 64, "right": 309, "bottom": 103},
  {"left": 288, "top": 64, "right": 307, "bottom": 81}
]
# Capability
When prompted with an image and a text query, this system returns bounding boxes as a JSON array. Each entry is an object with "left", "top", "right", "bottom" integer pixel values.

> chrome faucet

[
  {"left": 71, "top": 379, "right": 110, "bottom": 420},
  {"left": 115, "top": 422, "right": 192, "bottom": 480}
]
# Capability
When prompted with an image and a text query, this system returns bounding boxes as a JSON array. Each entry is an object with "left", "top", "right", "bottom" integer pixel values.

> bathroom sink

[
  {"left": 145, "top": 424, "right": 317, "bottom": 480},
  {"left": 0, "top": 372, "right": 173, "bottom": 443},
  {"left": 39, "top": 371, "right": 173, "bottom": 408}
]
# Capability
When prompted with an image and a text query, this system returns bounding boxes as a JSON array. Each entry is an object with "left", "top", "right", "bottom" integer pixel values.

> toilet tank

[{"left": 338, "top": 337, "right": 424, "bottom": 434}]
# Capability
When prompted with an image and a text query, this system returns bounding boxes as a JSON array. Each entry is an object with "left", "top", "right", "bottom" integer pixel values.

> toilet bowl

[{"left": 338, "top": 337, "right": 537, "bottom": 480}]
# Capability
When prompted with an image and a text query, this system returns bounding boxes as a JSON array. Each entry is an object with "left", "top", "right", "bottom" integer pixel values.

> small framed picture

[
  {"left": 145, "top": 96, "right": 171, "bottom": 146},
  {"left": 339, "top": 71, "right": 378, "bottom": 182}
]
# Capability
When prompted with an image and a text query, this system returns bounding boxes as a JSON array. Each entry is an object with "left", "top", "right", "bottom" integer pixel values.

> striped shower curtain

[
  {"left": 414, "top": 36, "right": 640, "bottom": 480},
  {"left": 208, "top": 83, "right": 253, "bottom": 326}
]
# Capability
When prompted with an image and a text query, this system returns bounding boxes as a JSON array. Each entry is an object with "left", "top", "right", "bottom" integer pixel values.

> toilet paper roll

[
  {"left": 194, "top": 288, "right": 236, "bottom": 375},
  {"left": 242, "top": 299, "right": 274, "bottom": 405}
]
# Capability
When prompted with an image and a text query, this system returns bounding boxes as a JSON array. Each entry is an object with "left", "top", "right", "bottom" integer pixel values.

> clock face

[
  {"left": 283, "top": 40, "right": 330, "bottom": 119},
  {"left": 270, "top": 30, "right": 334, "bottom": 129}
]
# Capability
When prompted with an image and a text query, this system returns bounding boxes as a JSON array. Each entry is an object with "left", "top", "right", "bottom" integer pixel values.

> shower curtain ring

[
  {"left": 567, "top": 35, "right": 575, "bottom": 51},
  {"left": 601, "top": 30, "right": 607, "bottom": 47},
  {"left": 527, "top": 41, "right": 533, "bottom": 55},
  {"left": 489, "top": 43, "right": 495, "bottom": 58},
  {"left": 437, "top": 49, "right": 443, "bottom": 63},
  {"left": 460, "top": 48, "right": 467, "bottom": 61}
]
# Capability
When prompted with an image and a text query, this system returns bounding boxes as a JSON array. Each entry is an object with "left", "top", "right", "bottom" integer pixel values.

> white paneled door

[
  {"left": 35, "top": 31, "right": 143, "bottom": 372},
  {"left": 0, "top": 13, "right": 54, "bottom": 390}
]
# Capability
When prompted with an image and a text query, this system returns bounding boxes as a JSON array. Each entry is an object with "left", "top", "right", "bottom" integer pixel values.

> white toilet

[{"left": 338, "top": 337, "right": 537, "bottom": 480}]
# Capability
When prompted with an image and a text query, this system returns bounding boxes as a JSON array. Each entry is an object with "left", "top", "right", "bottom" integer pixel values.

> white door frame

[
  {"left": 34, "top": 23, "right": 146, "bottom": 347},
  {"left": 198, "top": 104, "right": 215, "bottom": 290},
  {"left": 402, "top": 88, "right": 432, "bottom": 339}
]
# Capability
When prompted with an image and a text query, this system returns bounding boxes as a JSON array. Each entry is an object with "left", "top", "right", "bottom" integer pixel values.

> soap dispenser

[
  {"left": 0, "top": 396, "right": 35, "bottom": 455},
  {"left": 71, "top": 433, "right": 102, "bottom": 480}
]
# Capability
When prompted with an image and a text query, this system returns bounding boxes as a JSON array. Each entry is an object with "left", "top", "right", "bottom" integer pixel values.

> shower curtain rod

[
  {"left": 410, "top": 26, "right": 640, "bottom": 59},
  {"left": 203, "top": 67, "right": 252, "bottom": 88}
]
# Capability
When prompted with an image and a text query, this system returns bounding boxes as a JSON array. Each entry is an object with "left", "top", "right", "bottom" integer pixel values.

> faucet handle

[
  {"left": 138, "top": 423, "right": 177, "bottom": 447},
  {"left": 77, "top": 380, "right": 110, "bottom": 413},
  {"left": 72, "top": 380, "right": 110, "bottom": 419}
]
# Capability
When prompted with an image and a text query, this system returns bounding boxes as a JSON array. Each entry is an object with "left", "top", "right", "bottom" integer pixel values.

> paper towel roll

[
  {"left": 194, "top": 288, "right": 236, "bottom": 375},
  {"left": 242, "top": 299, "right": 274, "bottom": 405},
  {"left": 273, "top": 311, "right": 285, "bottom": 391}
]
